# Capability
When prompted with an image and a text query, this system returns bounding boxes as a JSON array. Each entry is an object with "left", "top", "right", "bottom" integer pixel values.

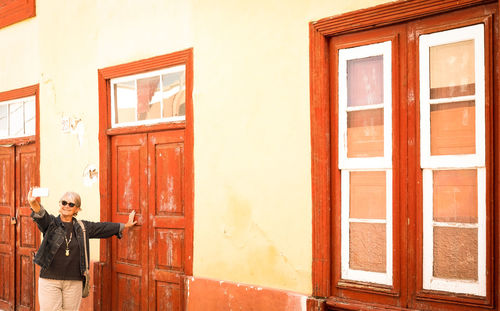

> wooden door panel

[
  {"left": 0, "top": 147, "right": 15, "bottom": 310},
  {"left": 0, "top": 253, "right": 12, "bottom": 306},
  {"left": 154, "top": 141, "right": 184, "bottom": 215},
  {"left": 17, "top": 254, "right": 34, "bottom": 309},
  {"left": 153, "top": 217, "right": 186, "bottom": 228},
  {"left": 115, "top": 273, "right": 142, "bottom": 311},
  {"left": 155, "top": 229, "right": 184, "bottom": 272},
  {"left": 148, "top": 130, "right": 185, "bottom": 311},
  {"left": 111, "top": 134, "right": 149, "bottom": 311},
  {"left": 154, "top": 281, "right": 182, "bottom": 311},
  {"left": 15, "top": 144, "right": 37, "bottom": 311}
]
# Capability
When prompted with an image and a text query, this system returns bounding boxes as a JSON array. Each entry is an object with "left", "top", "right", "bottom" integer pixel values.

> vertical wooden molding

[
  {"left": 496, "top": 1, "right": 500, "bottom": 309},
  {"left": 309, "top": 22, "right": 331, "bottom": 298},
  {"left": 183, "top": 48, "right": 195, "bottom": 276}
]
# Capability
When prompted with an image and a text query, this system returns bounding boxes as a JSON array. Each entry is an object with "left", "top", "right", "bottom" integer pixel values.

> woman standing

[{"left": 28, "top": 189, "right": 137, "bottom": 311}]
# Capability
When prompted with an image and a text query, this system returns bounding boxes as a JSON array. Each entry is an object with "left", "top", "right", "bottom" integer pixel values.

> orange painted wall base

[{"left": 185, "top": 277, "right": 311, "bottom": 311}]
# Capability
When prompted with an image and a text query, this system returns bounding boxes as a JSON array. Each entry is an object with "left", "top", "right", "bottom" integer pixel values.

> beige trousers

[{"left": 38, "top": 277, "right": 83, "bottom": 311}]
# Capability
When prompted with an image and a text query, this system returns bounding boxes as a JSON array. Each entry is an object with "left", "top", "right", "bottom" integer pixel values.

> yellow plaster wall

[
  {"left": 191, "top": 0, "right": 392, "bottom": 294},
  {"left": 0, "top": 19, "right": 39, "bottom": 92},
  {"left": 1, "top": 0, "right": 392, "bottom": 295}
]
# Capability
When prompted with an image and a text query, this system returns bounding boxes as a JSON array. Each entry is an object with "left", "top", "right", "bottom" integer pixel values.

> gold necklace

[{"left": 65, "top": 232, "right": 72, "bottom": 256}]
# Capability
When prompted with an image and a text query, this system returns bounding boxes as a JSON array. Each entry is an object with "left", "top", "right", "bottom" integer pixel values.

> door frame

[
  {"left": 97, "top": 49, "right": 194, "bottom": 311},
  {"left": 0, "top": 84, "right": 40, "bottom": 311}
]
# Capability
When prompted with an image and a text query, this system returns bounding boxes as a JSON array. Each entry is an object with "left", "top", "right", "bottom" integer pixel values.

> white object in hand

[{"left": 32, "top": 187, "right": 49, "bottom": 197}]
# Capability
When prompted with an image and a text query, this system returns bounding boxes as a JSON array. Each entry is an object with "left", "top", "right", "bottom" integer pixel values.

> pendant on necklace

[{"left": 65, "top": 249, "right": 70, "bottom": 256}]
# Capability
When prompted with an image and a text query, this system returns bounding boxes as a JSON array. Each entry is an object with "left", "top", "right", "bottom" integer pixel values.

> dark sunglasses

[{"left": 61, "top": 200, "right": 76, "bottom": 207}]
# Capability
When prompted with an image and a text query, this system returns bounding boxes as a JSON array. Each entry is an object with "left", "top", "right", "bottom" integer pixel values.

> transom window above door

[
  {"left": 110, "top": 65, "right": 186, "bottom": 128},
  {"left": 0, "top": 96, "right": 36, "bottom": 139}
]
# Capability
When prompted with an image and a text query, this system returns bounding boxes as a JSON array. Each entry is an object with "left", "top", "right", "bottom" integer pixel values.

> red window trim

[
  {"left": 309, "top": 0, "right": 499, "bottom": 309},
  {"left": 96, "top": 50, "right": 194, "bottom": 310},
  {"left": 0, "top": 0, "right": 36, "bottom": 29}
]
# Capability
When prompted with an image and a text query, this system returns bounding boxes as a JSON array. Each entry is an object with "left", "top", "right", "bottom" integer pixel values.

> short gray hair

[{"left": 60, "top": 191, "right": 81, "bottom": 208}]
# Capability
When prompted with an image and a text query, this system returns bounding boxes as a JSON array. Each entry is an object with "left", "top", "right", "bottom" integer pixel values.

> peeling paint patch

[
  {"left": 61, "top": 116, "right": 85, "bottom": 146},
  {"left": 83, "top": 164, "right": 98, "bottom": 187},
  {"left": 300, "top": 296, "right": 307, "bottom": 311}
]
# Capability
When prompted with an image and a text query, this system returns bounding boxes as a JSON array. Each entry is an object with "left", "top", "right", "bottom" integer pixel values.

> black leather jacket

[{"left": 31, "top": 206, "right": 123, "bottom": 276}]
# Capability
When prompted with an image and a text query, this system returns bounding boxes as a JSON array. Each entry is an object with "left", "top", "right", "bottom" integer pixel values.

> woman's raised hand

[{"left": 27, "top": 188, "right": 41, "bottom": 212}]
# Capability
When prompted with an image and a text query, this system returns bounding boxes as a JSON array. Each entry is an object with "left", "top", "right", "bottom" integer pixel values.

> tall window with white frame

[
  {"left": 338, "top": 41, "right": 393, "bottom": 285},
  {"left": 419, "top": 24, "right": 486, "bottom": 296},
  {"left": 0, "top": 96, "right": 36, "bottom": 139}
]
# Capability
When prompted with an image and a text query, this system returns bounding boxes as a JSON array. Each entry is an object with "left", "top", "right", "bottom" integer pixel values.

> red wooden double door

[
  {"left": 0, "top": 143, "right": 38, "bottom": 311},
  {"left": 109, "top": 129, "right": 191, "bottom": 311}
]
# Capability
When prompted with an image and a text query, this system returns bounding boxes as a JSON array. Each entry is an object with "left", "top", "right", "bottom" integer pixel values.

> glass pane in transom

[
  {"left": 137, "top": 76, "right": 161, "bottom": 121},
  {"left": 430, "top": 100, "right": 475, "bottom": 155},
  {"left": 9, "top": 103, "right": 23, "bottom": 137},
  {"left": 433, "top": 169, "right": 477, "bottom": 223},
  {"left": 347, "top": 55, "right": 384, "bottom": 107},
  {"left": 24, "top": 99, "right": 35, "bottom": 136},
  {"left": 162, "top": 68, "right": 186, "bottom": 118},
  {"left": 430, "top": 40, "right": 475, "bottom": 99},
  {"left": 347, "top": 108, "right": 384, "bottom": 157},
  {"left": 0, "top": 105, "right": 7, "bottom": 137},
  {"left": 114, "top": 80, "right": 136, "bottom": 124},
  {"left": 350, "top": 171, "right": 386, "bottom": 219}
]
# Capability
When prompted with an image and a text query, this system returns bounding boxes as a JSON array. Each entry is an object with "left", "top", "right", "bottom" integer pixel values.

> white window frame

[
  {"left": 338, "top": 41, "right": 392, "bottom": 170},
  {"left": 0, "top": 95, "right": 36, "bottom": 139},
  {"left": 110, "top": 65, "right": 186, "bottom": 128},
  {"left": 338, "top": 41, "right": 393, "bottom": 285},
  {"left": 420, "top": 24, "right": 486, "bottom": 296},
  {"left": 422, "top": 168, "right": 486, "bottom": 296},
  {"left": 341, "top": 169, "right": 393, "bottom": 285},
  {"left": 419, "top": 24, "right": 485, "bottom": 168}
]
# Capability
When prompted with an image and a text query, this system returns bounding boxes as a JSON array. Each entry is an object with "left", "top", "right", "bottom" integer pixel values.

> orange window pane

[
  {"left": 430, "top": 40, "right": 475, "bottom": 99},
  {"left": 347, "top": 109, "right": 384, "bottom": 157},
  {"left": 347, "top": 55, "right": 384, "bottom": 107},
  {"left": 430, "top": 101, "right": 475, "bottom": 155},
  {"left": 349, "top": 222, "right": 386, "bottom": 272},
  {"left": 350, "top": 171, "right": 386, "bottom": 219},
  {"left": 433, "top": 226, "right": 478, "bottom": 280},
  {"left": 433, "top": 169, "right": 477, "bottom": 223}
]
